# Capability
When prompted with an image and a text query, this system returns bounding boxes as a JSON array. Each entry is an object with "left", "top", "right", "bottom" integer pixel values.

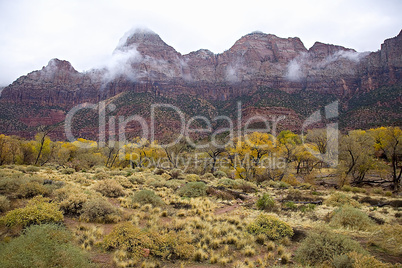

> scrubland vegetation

[{"left": 0, "top": 126, "right": 401, "bottom": 267}]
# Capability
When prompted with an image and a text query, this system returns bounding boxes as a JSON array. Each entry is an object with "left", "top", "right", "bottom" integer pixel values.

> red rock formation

[{"left": 0, "top": 29, "right": 400, "bottom": 139}]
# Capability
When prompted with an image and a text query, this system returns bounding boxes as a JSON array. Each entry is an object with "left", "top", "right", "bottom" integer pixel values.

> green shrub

[
  {"left": 0, "top": 175, "right": 27, "bottom": 195},
  {"left": 177, "top": 182, "right": 207, "bottom": 198},
  {"left": 256, "top": 193, "right": 275, "bottom": 211},
  {"left": 330, "top": 206, "right": 374, "bottom": 231},
  {"left": 1, "top": 196, "right": 63, "bottom": 227},
  {"left": 80, "top": 198, "right": 120, "bottom": 223},
  {"left": 93, "top": 179, "right": 125, "bottom": 197},
  {"left": 17, "top": 181, "right": 50, "bottom": 198},
  {"left": 0, "top": 224, "right": 93, "bottom": 268},
  {"left": 131, "top": 190, "right": 164, "bottom": 207},
  {"left": 324, "top": 192, "right": 360, "bottom": 208},
  {"left": 295, "top": 227, "right": 366, "bottom": 266},
  {"left": 247, "top": 214, "right": 293, "bottom": 240},
  {"left": 0, "top": 195, "right": 10, "bottom": 212}
]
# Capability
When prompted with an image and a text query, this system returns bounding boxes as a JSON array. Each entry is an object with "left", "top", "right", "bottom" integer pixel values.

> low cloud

[
  {"left": 285, "top": 59, "right": 303, "bottom": 82},
  {"left": 100, "top": 46, "right": 143, "bottom": 83}
]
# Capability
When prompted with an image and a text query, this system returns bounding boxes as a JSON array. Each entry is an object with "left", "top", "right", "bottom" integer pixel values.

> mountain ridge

[{"left": 0, "top": 29, "right": 401, "bottom": 140}]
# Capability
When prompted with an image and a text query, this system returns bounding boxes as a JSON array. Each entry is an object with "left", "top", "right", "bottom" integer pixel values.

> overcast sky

[{"left": 0, "top": 0, "right": 401, "bottom": 86}]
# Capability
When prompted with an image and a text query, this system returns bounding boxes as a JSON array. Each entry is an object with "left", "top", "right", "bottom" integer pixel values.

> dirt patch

[
  {"left": 214, "top": 204, "right": 240, "bottom": 215},
  {"left": 90, "top": 252, "right": 115, "bottom": 268}
]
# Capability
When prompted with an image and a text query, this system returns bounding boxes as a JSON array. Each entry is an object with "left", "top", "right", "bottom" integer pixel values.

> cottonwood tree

[
  {"left": 370, "top": 127, "right": 402, "bottom": 190},
  {"left": 226, "top": 132, "right": 276, "bottom": 180},
  {"left": 34, "top": 127, "right": 56, "bottom": 166},
  {"left": 339, "top": 130, "right": 375, "bottom": 184}
]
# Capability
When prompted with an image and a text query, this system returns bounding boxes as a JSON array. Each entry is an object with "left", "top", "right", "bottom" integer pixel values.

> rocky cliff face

[
  {"left": 2, "top": 29, "right": 401, "bottom": 105},
  {"left": 0, "top": 29, "right": 400, "bottom": 138}
]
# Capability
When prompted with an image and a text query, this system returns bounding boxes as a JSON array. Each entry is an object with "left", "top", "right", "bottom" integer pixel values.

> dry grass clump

[
  {"left": 347, "top": 251, "right": 394, "bottom": 268},
  {"left": 295, "top": 227, "right": 366, "bottom": 266},
  {"left": 368, "top": 224, "right": 402, "bottom": 256},
  {"left": 330, "top": 206, "right": 374, "bottom": 231},
  {"left": 74, "top": 225, "right": 103, "bottom": 251},
  {"left": 1, "top": 196, "right": 63, "bottom": 228},
  {"left": 93, "top": 179, "right": 125, "bottom": 197},
  {"left": 324, "top": 192, "right": 360, "bottom": 207},
  {"left": 80, "top": 198, "right": 120, "bottom": 223},
  {"left": 0, "top": 194, "right": 10, "bottom": 212}
]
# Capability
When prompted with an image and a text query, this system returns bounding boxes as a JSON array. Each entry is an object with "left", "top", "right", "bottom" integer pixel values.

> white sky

[{"left": 0, "top": 0, "right": 401, "bottom": 86}]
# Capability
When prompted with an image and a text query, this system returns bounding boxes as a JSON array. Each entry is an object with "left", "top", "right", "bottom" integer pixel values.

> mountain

[{"left": 0, "top": 29, "right": 401, "bottom": 140}]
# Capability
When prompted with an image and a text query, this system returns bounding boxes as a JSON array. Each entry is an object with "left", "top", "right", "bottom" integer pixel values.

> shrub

[
  {"left": 25, "top": 166, "right": 40, "bottom": 172},
  {"left": 235, "top": 179, "right": 257, "bottom": 193},
  {"left": 164, "top": 179, "right": 185, "bottom": 190},
  {"left": 247, "top": 214, "right": 293, "bottom": 240},
  {"left": 201, "top": 172, "right": 215, "bottom": 181},
  {"left": 178, "top": 182, "right": 207, "bottom": 198},
  {"left": 17, "top": 181, "right": 50, "bottom": 198},
  {"left": 80, "top": 198, "right": 120, "bottom": 223},
  {"left": 214, "top": 170, "right": 227, "bottom": 178},
  {"left": 93, "top": 179, "right": 125, "bottom": 198},
  {"left": 131, "top": 190, "right": 164, "bottom": 207},
  {"left": 0, "top": 224, "right": 93, "bottom": 268},
  {"left": 217, "top": 178, "right": 239, "bottom": 188},
  {"left": 1, "top": 196, "right": 63, "bottom": 228},
  {"left": 61, "top": 168, "right": 75, "bottom": 174},
  {"left": 103, "top": 222, "right": 149, "bottom": 257},
  {"left": 59, "top": 191, "right": 89, "bottom": 216},
  {"left": 0, "top": 175, "right": 27, "bottom": 195},
  {"left": 256, "top": 193, "right": 275, "bottom": 211},
  {"left": 330, "top": 206, "right": 374, "bottom": 231},
  {"left": 295, "top": 227, "right": 366, "bottom": 266},
  {"left": 0, "top": 195, "right": 10, "bottom": 212},
  {"left": 128, "top": 175, "right": 145, "bottom": 185},
  {"left": 185, "top": 174, "right": 200, "bottom": 182},
  {"left": 170, "top": 169, "right": 183, "bottom": 179},
  {"left": 324, "top": 192, "right": 360, "bottom": 208},
  {"left": 92, "top": 172, "right": 109, "bottom": 180}
]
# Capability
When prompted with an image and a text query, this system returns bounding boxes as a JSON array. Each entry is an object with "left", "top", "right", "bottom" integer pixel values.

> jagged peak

[
  {"left": 116, "top": 28, "right": 167, "bottom": 50},
  {"left": 309, "top": 42, "right": 356, "bottom": 53},
  {"left": 44, "top": 58, "right": 77, "bottom": 72}
]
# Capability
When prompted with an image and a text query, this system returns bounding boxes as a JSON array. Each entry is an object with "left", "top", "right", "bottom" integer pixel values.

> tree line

[{"left": 0, "top": 126, "right": 400, "bottom": 190}]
